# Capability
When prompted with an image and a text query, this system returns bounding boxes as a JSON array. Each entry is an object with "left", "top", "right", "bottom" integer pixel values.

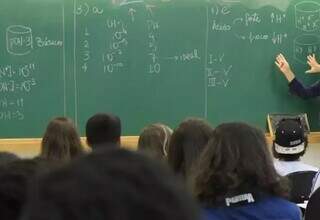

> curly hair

[{"left": 192, "top": 122, "right": 289, "bottom": 205}]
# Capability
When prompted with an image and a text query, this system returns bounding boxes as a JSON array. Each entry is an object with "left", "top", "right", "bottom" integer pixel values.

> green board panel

[
  {"left": 0, "top": 0, "right": 66, "bottom": 137},
  {"left": 1, "top": 0, "right": 320, "bottom": 137}
]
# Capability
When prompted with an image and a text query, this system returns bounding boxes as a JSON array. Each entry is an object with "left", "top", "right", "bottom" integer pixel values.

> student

[
  {"left": 85, "top": 113, "right": 121, "bottom": 149},
  {"left": 193, "top": 122, "right": 301, "bottom": 220},
  {"left": 41, "top": 117, "right": 84, "bottom": 162},
  {"left": 0, "top": 158, "right": 54, "bottom": 220},
  {"left": 273, "top": 119, "right": 318, "bottom": 176},
  {"left": 168, "top": 118, "right": 213, "bottom": 178},
  {"left": 138, "top": 123, "right": 172, "bottom": 160},
  {"left": 21, "top": 148, "right": 200, "bottom": 220},
  {"left": 0, "top": 152, "right": 19, "bottom": 166},
  {"left": 275, "top": 53, "right": 320, "bottom": 99}
]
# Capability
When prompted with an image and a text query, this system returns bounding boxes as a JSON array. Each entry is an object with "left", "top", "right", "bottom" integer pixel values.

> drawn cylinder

[
  {"left": 294, "top": 34, "right": 320, "bottom": 63},
  {"left": 6, "top": 25, "right": 33, "bottom": 56},
  {"left": 295, "top": 2, "right": 320, "bottom": 32}
]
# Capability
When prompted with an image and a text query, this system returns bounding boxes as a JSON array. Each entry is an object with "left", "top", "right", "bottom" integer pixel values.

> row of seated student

[
  {"left": 0, "top": 113, "right": 320, "bottom": 219},
  {"left": 138, "top": 118, "right": 320, "bottom": 201},
  {"left": 272, "top": 119, "right": 318, "bottom": 204}
]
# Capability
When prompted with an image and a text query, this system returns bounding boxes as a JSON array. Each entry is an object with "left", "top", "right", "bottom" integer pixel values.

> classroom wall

[
  {"left": 0, "top": 136, "right": 139, "bottom": 158},
  {"left": 0, "top": 134, "right": 319, "bottom": 167},
  {"left": 301, "top": 143, "right": 320, "bottom": 168}
]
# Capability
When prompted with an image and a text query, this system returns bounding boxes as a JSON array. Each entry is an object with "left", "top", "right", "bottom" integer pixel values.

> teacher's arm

[{"left": 275, "top": 53, "right": 320, "bottom": 99}]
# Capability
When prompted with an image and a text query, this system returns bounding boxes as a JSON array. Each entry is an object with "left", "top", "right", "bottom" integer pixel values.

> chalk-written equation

[
  {"left": 207, "top": 1, "right": 320, "bottom": 67},
  {"left": 3, "top": 16, "right": 65, "bottom": 123},
  {"left": 72, "top": 0, "right": 317, "bottom": 93},
  {"left": 75, "top": 2, "right": 128, "bottom": 75},
  {"left": 147, "top": 18, "right": 161, "bottom": 74},
  {"left": 103, "top": 18, "right": 127, "bottom": 73},
  {"left": 207, "top": 53, "right": 231, "bottom": 88},
  {"left": 205, "top": 3, "right": 292, "bottom": 88},
  {"left": 210, "top": 5, "right": 288, "bottom": 45},
  {"left": 0, "top": 63, "right": 37, "bottom": 121},
  {"left": 206, "top": 4, "right": 233, "bottom": 88},
  {"left": 75, "top": 1, "right": 205, "bottom": 76}
]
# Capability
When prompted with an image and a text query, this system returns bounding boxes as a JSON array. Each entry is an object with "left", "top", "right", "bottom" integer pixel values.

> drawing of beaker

[
  {"left": 294, "top": 34, "right": 320, "bottom": 63},
  {"left": 295, "top": 1, "right": 320, "bottom": 32},
  {"left": 6, "top": 25, "right": 33, "bottom": 56}
]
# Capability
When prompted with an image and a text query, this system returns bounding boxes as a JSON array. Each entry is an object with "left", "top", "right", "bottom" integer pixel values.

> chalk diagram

[
  {"left": 294, "top": 1, "right": 320, "bottom": 63},
  {"left": 6, "top": 25, "right": 34, "bottom": 56},
  {"left": 295, "top": 1, "right": 320, "bottom": 32},
  {"left": 294, "top": 34, "right": 320, "bottom": 63}
]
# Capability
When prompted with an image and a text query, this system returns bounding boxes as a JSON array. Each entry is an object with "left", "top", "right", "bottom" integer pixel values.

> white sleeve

[{"left": 310, "top": 171, "right": 320, "bottom": 195}]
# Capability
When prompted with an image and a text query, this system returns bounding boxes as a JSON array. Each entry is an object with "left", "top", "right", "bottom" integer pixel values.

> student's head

[
  {"left": 138, "top": 123, "right": 172, "bottom": 160},
  {"left": 0, "top": 152, "right": 19, "bottom": 166},
  {"left": 193, "top": 122, "right": 288, "bottom": 205},
  {"left": 168, "top": 118, "right": 213, "bottom": 178},
  {"left": 272, "top": 119, "right": 307, "bottom": 161},
  {"left": 21, "top": 149, "right": 200, "bottom": 220},
  {"left": 0, "top": 159, "right": 53, "bottom": 220},
  {"left": 41, "top": 117, "right": 84, "bottom": 162},
  {"left": 85, "top": 113, "right": 121, "bottom": 148}
]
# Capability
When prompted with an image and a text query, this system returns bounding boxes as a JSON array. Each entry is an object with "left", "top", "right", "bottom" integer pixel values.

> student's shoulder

[
  {"left": 311, "top": 171, "right": 320, "bottom": 194},
  {"left": 265, "top": 196, "right": 296, "bottom": 206},
  {"left": 300, "top": 162, "right": 318, "bottom": 172},
  {"left": 273, "top": 160, "right": 289, "bottom": 176},
  {"left": 263, "top": 196, "right": 301, "bottom": 218}
]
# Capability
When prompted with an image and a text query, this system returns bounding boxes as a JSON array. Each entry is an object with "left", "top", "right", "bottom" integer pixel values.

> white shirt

[
  {"left": 274, "top": 160, "right": 318, "bottom": 176},
  {"left": 311, "top": 172, "right": 320, "bottom": 195}
]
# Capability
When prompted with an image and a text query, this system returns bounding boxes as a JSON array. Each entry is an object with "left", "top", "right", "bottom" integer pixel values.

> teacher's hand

[
  {"left": 275, "top": 53, "right": 295, "bottom": 82},
  {"left": 306, "top": 54, "right": 320, "bottom": 74}
]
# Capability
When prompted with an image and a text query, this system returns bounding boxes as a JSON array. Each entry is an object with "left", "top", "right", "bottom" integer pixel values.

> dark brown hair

[
  {"left": 168, "top": 118, "right": 213, "bottom": 178},
  {"left": 192, "top": 122, "right": 289, "bottom": 205},
  {"left": 138, "top": 123, "right": 172, "bottom": 160},
  {"left": 21, "top": 149, "right": 200, "bottom": 220},
  {"left": 41, "top": 117, "right": 84, "bottom": 162}
]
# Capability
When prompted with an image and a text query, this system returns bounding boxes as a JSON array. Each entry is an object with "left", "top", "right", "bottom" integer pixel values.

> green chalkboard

[{"left": 1, "top": 0, "right": 320, "bottom": 138}]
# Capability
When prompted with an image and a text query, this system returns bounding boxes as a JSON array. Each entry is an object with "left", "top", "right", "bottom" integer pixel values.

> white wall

[{"left": 301, "top": 143, "right": 320, "bottom": 168}]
